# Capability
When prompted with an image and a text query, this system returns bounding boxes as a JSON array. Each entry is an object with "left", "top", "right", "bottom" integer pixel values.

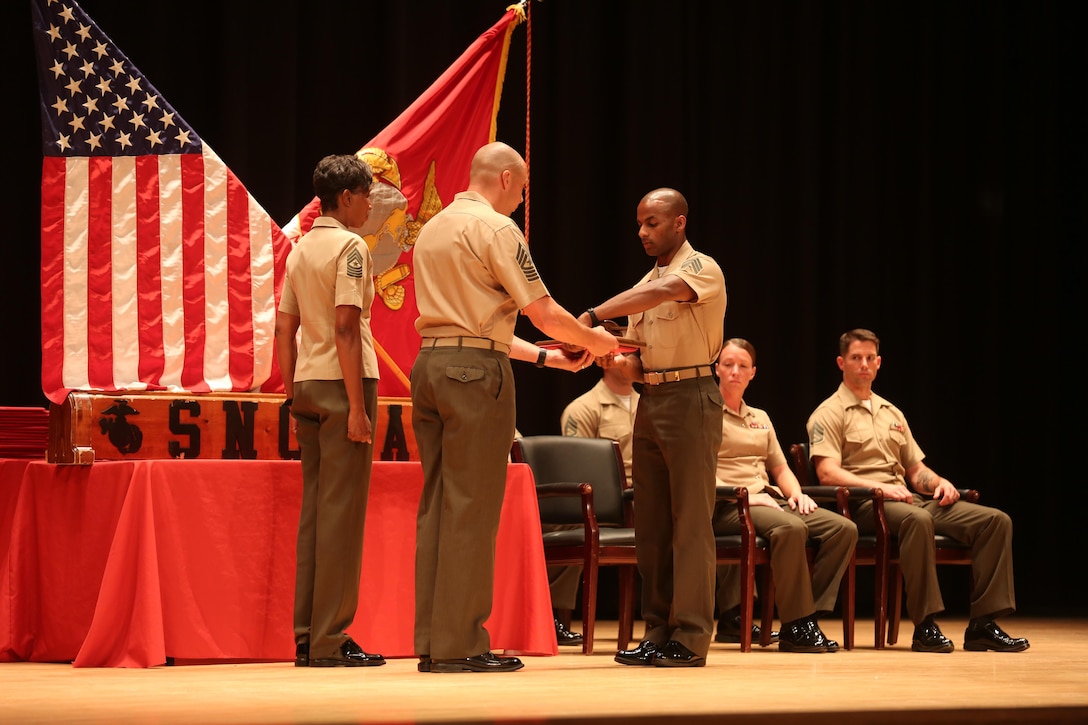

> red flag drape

[{"left": 283, "top": 6, "right": 526, "bottom": 399}]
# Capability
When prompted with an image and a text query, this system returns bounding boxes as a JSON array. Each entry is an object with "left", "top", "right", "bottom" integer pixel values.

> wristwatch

[{"left": 535, "top": 348, "right": 547, "bottom": 368}]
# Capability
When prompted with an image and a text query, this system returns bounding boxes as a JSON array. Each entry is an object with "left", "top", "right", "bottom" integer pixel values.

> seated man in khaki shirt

[{"left": 807, "top": 328, "right": 1028, "bottom": 653}]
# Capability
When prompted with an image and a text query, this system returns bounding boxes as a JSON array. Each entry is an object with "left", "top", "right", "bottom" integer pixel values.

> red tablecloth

[{"left": 0, "top": 458, "right": 556, "bottom": 667}]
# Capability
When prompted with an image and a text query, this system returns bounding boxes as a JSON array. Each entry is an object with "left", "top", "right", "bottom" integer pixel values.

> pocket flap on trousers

[{"left": 445, "top": 366, "right": 485, "bottom": 383}]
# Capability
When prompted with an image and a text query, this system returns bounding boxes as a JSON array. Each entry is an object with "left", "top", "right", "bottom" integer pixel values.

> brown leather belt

[
  {"left": 643, "top": 365, "right": 714, "bottom": 385},
  {"left": 420, "top": 336, "right": 511, "bottom": 355}
]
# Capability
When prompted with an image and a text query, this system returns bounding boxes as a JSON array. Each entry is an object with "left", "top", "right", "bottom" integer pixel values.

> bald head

[
  {"left": 467, "top": 142, "right": 528, "bottom": 217},
  {"left": 470, "top": 142, "right": 525, "bottom": 184},
  {"left": 640, "top": 187, "right": 688, "bottom": 217},
  {"left": 635, "top": 187, "right": 689, "bottom": 264}
]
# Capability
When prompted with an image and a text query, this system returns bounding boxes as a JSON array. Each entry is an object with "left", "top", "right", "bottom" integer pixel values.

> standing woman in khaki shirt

[
  {"left": 276, "top": 154, "right": 385, "bottom": 668},
  {"left": 579, "top": 188, "right": 726, "bottom": 668}
]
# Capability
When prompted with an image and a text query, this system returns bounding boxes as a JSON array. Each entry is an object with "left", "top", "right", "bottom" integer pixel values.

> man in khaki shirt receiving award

[{"left": 579, "top": 188, "right": 725, "bottom": 668}]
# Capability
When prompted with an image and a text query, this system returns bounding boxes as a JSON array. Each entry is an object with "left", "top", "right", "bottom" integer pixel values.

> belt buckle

[{"left": 667, "top": 370, "right": 681, "bottom": 383}]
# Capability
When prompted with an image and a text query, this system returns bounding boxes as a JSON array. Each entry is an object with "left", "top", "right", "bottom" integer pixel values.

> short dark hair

[
  {"left": 839, "top": 328, "right": 880, "bottom": 355},
  {"left": 313, "top": 154, "right": 373, "bottom": 213}
]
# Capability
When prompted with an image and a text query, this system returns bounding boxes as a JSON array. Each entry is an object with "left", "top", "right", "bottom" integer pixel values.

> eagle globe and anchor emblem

[
  {"left": 99, "top": 399, "right": 144, "bottom": 454},
  {"left": 347, "top": 147, "right": 444, "bottom": 312}
]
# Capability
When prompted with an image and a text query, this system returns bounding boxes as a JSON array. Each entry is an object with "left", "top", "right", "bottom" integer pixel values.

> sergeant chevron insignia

[
  {"left": 346, "top": 248, "right": 364, "bottom": 279},
  {"left": 516, "top": 244, "right": 540, "bottom": 282},
  {"left": 681, "top": 258, "right": 703, "bottom": 274}
]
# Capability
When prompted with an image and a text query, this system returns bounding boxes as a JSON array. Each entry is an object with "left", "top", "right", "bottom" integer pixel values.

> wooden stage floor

[{"left": 2, "top": 617, "right": 1086, "bottom": 725}]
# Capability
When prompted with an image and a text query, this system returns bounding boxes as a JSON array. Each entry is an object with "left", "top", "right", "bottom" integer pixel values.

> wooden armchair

[
  {"left": 789, "top": 441, "right": 979, "bottom": 648},
  {"left": 510, "top": 435, "right": 637, "bottom": 655}
]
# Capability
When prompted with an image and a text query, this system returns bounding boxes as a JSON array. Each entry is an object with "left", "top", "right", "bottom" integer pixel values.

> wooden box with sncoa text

[{"left": 47, "top": 392, "right": 417, "bottom": 465}]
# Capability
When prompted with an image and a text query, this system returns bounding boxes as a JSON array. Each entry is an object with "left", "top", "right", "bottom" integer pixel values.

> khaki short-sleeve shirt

[
  {"left": 279, "top": 216, "right": 379, "bottom": 382},
  {"left": 414, "top": 191, "right": 549, "bottom": 343},
  {"left": 625, "top": 240, "right": 726, "bottom": 370},
  {"left": 807, "top": 382, "right": 925, "bottom": 486},
  {"left": 716, "top": 402, "right": 787, "bottom": 495},
  {"left": 560, "top": 379, "right": 639, "bottom": 483}
]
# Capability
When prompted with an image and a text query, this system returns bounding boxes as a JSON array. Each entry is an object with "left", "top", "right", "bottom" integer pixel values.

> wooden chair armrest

[
  {"left": 536, "top": 481, "right": 592, "bottom": 498},
  {"left": 713, "top": 487, "right": 760, "bottom": 573},
  {"left": 798, "top": 485, "right": 849, "bottom": 516},
  {"left": 714, "top": 484, "right": 757, "bottom": 529},
  {"left": 836, "top": 487, "right": 893, "bottom": 555},
  {"left": 714, "top": 484, "right": 749, "bottom": 499},
  {"left": 620, "top": 487, "right": 636, "bottom": 526},
  {"left": 535, "top": 481, "right": 596, "bottom": 532},
  {"left": 838, "top": 485, "right": 886, "bottom": 518}
]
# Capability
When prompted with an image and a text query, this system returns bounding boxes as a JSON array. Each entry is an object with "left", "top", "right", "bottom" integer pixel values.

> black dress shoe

[
  {"left": 652, "top": 640, "right": 706, "bottom": 667},
  {"left": 964, "top": 620, "right": 1030, "bottom": 652},
  {"left": 715, "top": 610, "right": 780, "bottom": 644},
  {"left": 555, "top": 618, "right": 584, "bottom": 646},
  {"left": 429, "top": 652, "right": 524, "bottom": 672},
  {"left": 294, "top": 642, "right": 309, "bottom": 667},
  {"left": 309, "top": 638, "right": 387, "bottom": 667},
  {"left": 614, "top": 639, "right": 659, "bottom": 666},
  {"left": 912, "top": 619, "right": 955, "bottom": 653},
  {"left": 778, "top": 617, "right": 836, "bottom": 653},
  {"left": 417, "top": 656, "right": 431, "bottom": 672}
]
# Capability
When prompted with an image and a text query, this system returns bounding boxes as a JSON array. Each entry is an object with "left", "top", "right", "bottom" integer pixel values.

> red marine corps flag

[
  {"left": 283, "top": 4, "right": 526, "bottom": 399},
  {"left": 33, "top": 0, "right": 292, "bottom": 405}
]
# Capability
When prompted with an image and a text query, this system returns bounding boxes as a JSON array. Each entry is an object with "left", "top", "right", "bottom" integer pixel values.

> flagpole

[
  {"left": 522, "top": 0, "right": 533, "bottom": 244},
  {"left": 374, "top": 339, "right": 412, "bottom": 392}
]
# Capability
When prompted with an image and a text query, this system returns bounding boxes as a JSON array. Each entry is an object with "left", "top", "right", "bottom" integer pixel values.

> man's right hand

[
  {"left": 347, "top": 409, "right": 373, "bottom": 444},
  {"left": 551, "top": 347, "right": 594, "bottom": 371},
  {"left": 880, "top": 482, "right": 914, "bottom": 502},
  {"left": 586, "top": 325, "right": 618, "bottom": 357}
]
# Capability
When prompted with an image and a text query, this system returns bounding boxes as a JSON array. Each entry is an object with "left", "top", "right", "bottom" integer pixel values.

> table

[{"left": 0, "top": 458, "right": 556, "bottom": 667}]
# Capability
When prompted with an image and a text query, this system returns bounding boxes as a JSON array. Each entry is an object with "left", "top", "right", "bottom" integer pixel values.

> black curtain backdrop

[{"left": 2, "top": 1, "right": 1082, "bottom": 616}]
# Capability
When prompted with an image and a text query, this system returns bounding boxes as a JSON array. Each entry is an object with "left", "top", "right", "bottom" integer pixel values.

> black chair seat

[
  {"left": 542, "top": 528, "right": 638, "bottom": 547},
  {"left": 716, "top": 534, "right": 771, "bottom": 550}
]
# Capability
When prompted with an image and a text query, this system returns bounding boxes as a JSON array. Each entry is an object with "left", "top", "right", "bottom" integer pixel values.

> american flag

[{"left": 32, "top": 0, "right": 291, "bottom": 405}]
